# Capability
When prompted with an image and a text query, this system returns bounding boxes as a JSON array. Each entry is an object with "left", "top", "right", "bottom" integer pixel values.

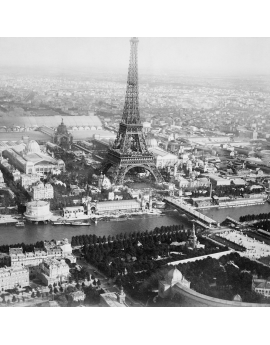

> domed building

[
  {"left": 2, "top": 138, "right": 65, "bottom": 175},
  {"left": 53, "top": 118, "right": 73, "bottom": 149},
  {"left": 24, "top": 200, "right": 52, "bottom": 223},
  {"left": 24, "top": 140, "right": 41, "bottom": 155},
  {"left": 165, "top": 266, "right": 184, "bottom": 286},
  {"left": 159, "top": 266, "right": 190, "bottom": 298},
  {"left": 233, "top": 294, "right": 242, "bottom": 302}
]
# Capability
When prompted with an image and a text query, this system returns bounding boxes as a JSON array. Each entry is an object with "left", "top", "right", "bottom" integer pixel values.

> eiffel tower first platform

[{"left": 101, "top": 37, "right": 164, "bottom": 185}]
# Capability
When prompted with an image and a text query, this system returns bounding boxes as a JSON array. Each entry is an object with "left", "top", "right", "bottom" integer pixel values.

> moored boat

[
  {"left": 52, "top": 221, "right": 72, "bottom": 225},
  {"left": 15, "top": 221, "right": 25, "bottom": 227},
  {"left": 71, "top": 221, "right": 91, "bottom": 226},
  {"left": 110, "top": 217, "right": 127, "bottom": 222}
]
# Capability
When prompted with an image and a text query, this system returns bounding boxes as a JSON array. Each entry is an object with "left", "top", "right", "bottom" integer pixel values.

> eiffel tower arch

[
  {"left": 101, "top": 37, "right": 164, "bottom": 186},
  {"left": 103, "top": 161, "right": 163, "bottom": 186}
]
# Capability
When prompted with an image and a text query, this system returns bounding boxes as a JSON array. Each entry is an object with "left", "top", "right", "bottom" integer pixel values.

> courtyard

[{"left": 218, "top": 230, "right": 270, "bottom": 259}]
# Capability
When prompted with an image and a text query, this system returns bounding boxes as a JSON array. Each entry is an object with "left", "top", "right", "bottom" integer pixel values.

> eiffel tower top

[{"left": 121, "top": 37, "right": 140, "bottom": 125}]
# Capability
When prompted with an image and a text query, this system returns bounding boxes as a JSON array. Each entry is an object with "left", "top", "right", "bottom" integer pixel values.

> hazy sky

[{"left": 0, "top": 37, "right": 270, "bottom": 75}]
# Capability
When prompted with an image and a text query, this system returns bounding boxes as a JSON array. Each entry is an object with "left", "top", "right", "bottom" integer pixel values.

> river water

[
  {"left": 200, "top": 203, "right": 270, "bottom": 223},
  {"left": 1, "top": 203, "right": 270, "bottom": 246},
  {"left": 0, "top": 212, "right": 186, "bottom": 245}
]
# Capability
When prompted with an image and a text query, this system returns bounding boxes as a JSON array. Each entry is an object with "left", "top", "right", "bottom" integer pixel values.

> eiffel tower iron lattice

[{"left": 101, "top": 37, "right": 164, "bottom": 185}]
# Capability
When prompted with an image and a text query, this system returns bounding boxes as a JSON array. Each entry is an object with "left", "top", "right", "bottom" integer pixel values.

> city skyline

[{"left": 1, "top": 37, "right": 270, "bottom": 76}]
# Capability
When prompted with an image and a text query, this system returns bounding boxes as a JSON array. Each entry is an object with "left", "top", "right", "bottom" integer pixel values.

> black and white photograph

[{"left": 1, "top": 8, "right": 270, "bottom": 340}]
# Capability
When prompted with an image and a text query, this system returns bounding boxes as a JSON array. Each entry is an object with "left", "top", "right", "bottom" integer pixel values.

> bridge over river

[{"left": 164, "top": 197, "right": 217, "bottom": 228}]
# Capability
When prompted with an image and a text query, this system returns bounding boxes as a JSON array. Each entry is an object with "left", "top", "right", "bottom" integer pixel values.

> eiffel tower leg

[
  {"left": 101, "top": 162, "right": 112, "bottom": 175},
  {"left": 148, "top": 164, "right": 164, "bottom": 184}
]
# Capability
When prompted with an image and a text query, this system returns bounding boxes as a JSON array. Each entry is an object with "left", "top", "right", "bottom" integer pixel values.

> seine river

[
  {"left": 1, "top": 203, "right": 270, "bottom": 246},
  {"left": 0, "top": 212, "right": 186, "bottom": 246},
  {"left": 200, "top": 202, "right": 270, "bottom": 223}
]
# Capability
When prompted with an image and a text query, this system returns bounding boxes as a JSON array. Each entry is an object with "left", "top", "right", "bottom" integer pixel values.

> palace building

[
  {"left": 9, "top": 239, "right": 75, "bottom": 269},
  {"left": 2, "top": 139, "right": 65, "bottom": 175},
  {"left": 31, "top": 182, "right": 54, "bottom": 200},
  {"left": 37, "top": 258, "right": 70, "bottom": 286},
  {"left": 0, "top": 266, "right": 29, "bottom": 291}
]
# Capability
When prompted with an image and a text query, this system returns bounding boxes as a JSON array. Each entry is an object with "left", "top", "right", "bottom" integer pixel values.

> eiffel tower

[{"left": 102, "top": 37, "right": 164, "bottom": 185}]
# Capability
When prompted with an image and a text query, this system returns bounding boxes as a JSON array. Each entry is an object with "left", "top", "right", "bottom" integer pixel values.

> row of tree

[
  {"left": 239, "top": 212, "right": 270, "bottom": 222},
  {"left": 254, "top": 220, "right": 270, "bottom": 232},
  {"left": 71, "top": 224, "right": 186, "bottom": 247}
]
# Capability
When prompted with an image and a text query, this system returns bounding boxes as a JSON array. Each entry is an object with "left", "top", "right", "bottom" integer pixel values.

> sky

[{"left": 0, "top": 37, "right": 270, "bottom": 76}]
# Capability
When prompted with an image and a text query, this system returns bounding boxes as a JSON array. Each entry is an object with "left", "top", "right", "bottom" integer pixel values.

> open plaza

[{"left": 217, "top": 230, "right": 270, "bottom": 259}]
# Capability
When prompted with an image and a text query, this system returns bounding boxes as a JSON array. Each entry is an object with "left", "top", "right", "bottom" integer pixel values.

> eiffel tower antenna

[
  {"left": 101, "top": 37, "right": 164, "bottom": 185},
  {"left": 122, "top": 37, "right": 140, "bottom": 124}
]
